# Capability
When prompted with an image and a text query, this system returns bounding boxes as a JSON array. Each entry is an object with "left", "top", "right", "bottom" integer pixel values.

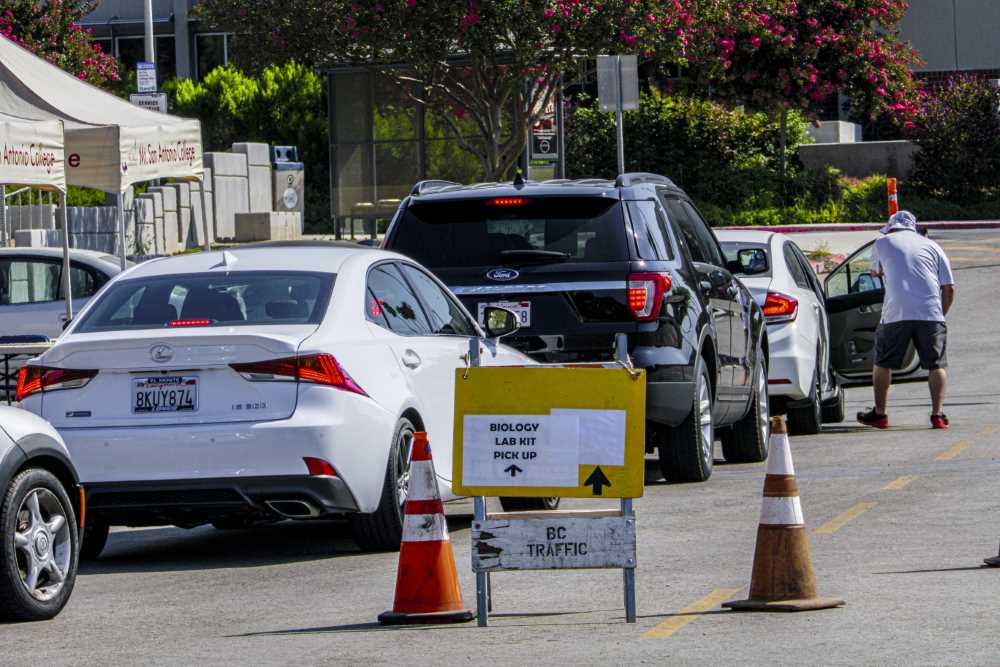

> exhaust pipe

[{"left": 266, "top": 499, "right": 321, "bottom": 519}]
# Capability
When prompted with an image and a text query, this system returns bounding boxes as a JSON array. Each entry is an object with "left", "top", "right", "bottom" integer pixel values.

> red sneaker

[
  {"left": 857, "top": 408, "right": 889, "bottom": 429},
  {"left": 931, "top": 414, "right": 950, "bottom": 429}
]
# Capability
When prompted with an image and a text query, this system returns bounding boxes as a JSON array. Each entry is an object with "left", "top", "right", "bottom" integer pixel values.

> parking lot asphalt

[{"left": 2, "top": 229, "right": 999, "bottom": 666}]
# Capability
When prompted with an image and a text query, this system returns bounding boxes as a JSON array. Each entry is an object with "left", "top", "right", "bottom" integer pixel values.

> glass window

[
  {"left": 366, "top": 264, "right": 431, "bottom": 336},
  {"left": 391, "top": 198, "right": 628, "bottom": 269},
  {"left": 375, "top": 142, "right": 419, "bottom": 201},
  {"left": 115, "top": 35, "right": 175, "bottom": 83},
  {"left": 0, "top": 259, "right": 60, "bottom": 305},
  {"left": 195, "top": 34, "right": 228, "bottom": 81},
  {"left": 60, "top": 265, "right": 107, "bottom": 300},
  {"left": 784, "top": 243, "right": 810, "bottom": 289},
  {"left": 399, "top": 264, "right": 476, "bottom": 336},
  {"left": 662, "top": 199, "right": 723, "bottom": 266},
  {"left": 825, "top": 243, "right": 884, "bottom": 297},
  {"left": 626, "top": 201, "right": 671, "bottom": 261},
  {"left": 75, "top": 272, "right": 333, "bottom": 332}
]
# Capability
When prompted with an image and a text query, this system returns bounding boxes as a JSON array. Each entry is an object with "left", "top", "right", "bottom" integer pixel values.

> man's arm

[{"left": 941, "top": 284, "right": 955, "bottom": 316}]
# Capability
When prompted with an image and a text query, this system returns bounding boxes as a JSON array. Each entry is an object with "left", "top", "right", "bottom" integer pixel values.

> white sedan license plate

[
  {"left": 478, "top": 301, "right": 531, "bottom": 327},
  {"left": 132, "top": 376, "right": 198, "bottom": 414}
]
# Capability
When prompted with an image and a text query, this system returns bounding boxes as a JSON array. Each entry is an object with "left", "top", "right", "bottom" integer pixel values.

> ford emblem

[
  {"left": 485, "top": 268, "right": 519, "bottom": 282},
  {"left": 150, "top": 344, "right": 174, "bottom": 363}
]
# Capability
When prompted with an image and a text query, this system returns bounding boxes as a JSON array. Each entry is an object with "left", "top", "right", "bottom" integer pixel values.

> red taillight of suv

[
  {"left": 230, "top": 353, "right": 367, "bottom": 396},
  {"left": 763, "top": 292, "right": 799, "bottom": 323},
  {"left": 627, "top": 272, "right": 672, "bottom": 321},
  {"left": 16, "top": 366, "right": 98, "bottom": 402}
]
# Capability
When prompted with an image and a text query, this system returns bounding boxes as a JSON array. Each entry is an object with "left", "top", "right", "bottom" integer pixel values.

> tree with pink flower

[{"left": 1, "top": 0, "right": 119, "bottom": 88}]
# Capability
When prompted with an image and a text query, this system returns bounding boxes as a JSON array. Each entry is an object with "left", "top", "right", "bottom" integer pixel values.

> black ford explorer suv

[{"left": 384, "top": 173, "right": 770, "bottom": 482}]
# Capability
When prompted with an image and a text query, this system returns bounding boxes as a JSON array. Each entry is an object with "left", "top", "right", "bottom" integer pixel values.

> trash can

[{"left": 271, "top": 146, "right": 304, "bottom": 234}]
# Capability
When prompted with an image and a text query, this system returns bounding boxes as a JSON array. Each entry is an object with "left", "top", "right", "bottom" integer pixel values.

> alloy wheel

[
  {"left": 757, "top": 362, "right": 770, "bottom": 445},
  {"left": 696, "top": 371, "right": 714, "bottom": 466},
  {"left": 13, "top": 488, "right": 71, "bottom": 602},
  {"left": 395, "top": 428, "right": 414, "bottom": 510}
]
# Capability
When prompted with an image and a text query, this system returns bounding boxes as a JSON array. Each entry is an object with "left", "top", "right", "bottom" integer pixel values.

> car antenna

[{"left": 512, "top": 170, "right": 525, "bottom": 190}]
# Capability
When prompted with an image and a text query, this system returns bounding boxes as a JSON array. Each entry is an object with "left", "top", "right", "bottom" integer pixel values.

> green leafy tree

[
  {"left": 0, "top": 0, "right": 120, "bottom": 87},
  {"left": 200, "top": 0, "right": 715, "bottom": 180}
]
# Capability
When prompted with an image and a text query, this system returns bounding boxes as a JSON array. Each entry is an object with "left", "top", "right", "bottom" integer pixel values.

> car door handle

[{"left": 401, "top": 349, "right": 421, "bottom": 369}]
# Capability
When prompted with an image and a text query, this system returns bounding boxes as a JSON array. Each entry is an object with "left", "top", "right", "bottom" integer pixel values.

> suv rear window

[
  {"left": 390, "top": 197, "right": 628, "bottom": 269},
  {"left": 75, "top": 271, "right": 334, "bottom": 332}
]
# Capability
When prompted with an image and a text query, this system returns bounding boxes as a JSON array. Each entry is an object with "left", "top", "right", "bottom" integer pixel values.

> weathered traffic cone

[
  {"left": 723, "top": 416, "right": 845, "bottom": 612},
  {"left": 378, "top": 432, "right": 473, "bottom": 625},
  {"left": 984, "top": 543, "right": 1000, "bottom": 567}
]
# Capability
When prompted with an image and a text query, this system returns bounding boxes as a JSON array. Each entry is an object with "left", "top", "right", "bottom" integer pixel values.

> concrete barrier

[
  {"left": 232, "top": 142, "right": 273, "bottom": 214},
  {"left": 206, "top": 152, "right": 250, "bottom": 240},
  {"left": 233, "top": 212, "right": 303, "bottom": 242},
  {"left": 798, "top": 140, "right": 917, "bottom": 179}
]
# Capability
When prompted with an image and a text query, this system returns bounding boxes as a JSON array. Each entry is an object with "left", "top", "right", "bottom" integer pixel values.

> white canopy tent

[
  {"left": 0, "top": 36, "right": 206, "bottom": 268},
  {"left": 0, "top": 111, "right": 75, "bottom": 320}
]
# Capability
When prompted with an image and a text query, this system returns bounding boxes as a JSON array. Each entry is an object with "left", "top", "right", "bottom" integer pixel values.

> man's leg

[
  {"left": 929, "top": 368, "right": 947, "bottom": 416},
  {"left": 873, "top": 365, "right": 892, "bottom": 415}
]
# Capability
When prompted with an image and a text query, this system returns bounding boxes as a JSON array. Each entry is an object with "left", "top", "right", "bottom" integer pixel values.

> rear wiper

[{"left": 498, "top": 249, "right": 570, "bottom": 265}]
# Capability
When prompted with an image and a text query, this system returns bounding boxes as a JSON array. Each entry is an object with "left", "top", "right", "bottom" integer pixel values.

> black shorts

[{"left": 875, "top": 320, "right": 948, "bottom": 370}]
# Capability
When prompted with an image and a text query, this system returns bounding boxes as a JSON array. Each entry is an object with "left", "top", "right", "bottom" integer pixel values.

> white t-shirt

[{"left": 871, "top": 231, "right": 954, "bottom": 323}]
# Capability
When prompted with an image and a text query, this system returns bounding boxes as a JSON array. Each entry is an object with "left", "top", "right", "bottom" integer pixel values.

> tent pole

[
  {"left": 116, "top": 192, "right": 127, "bottom": 269},
  {"left": 199, "top": 178, "right": 212, "bottom": 253},
  {"left": 0, "top": 184, "right": 6, "bottom": 246},
  {"left": 60, "top": 194, "right": 73, "bottom": 323}
]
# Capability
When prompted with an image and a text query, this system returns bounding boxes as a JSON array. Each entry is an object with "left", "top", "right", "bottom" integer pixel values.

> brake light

[
  {"left": 303, "top": 457, "right": 338, "bottom": 477},
  {"left": 763, "top": 292, "right": 798, "bottom": 323},
  {"left": 16, "top": 366, "right": 98, "bottom": 401},
  {"left": 627, "top": 272, "right": 672, "bottom": 321},
  {"left": 487, "top": 197, "right": 528, "bottom": 207},
  {"left": 169, "top": 319, "right": 212, "bottom": 327},
  {"left": 230, "top": 353, "right": 367, "bottom": 396}
]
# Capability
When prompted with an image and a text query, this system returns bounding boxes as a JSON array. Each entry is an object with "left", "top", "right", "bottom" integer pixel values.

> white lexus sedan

[
  {"left": 18, "top": 243, "right": 531, "bottom": 555},
  {"left": 717, "top": 230, "right": 844, "bottom": 435}
]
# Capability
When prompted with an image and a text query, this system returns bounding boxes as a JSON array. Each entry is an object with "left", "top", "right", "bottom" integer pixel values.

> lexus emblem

[
  {"left": 485, "top": 268, "right": 519, "bottom": 282},
  {"left": 150, "top": 344, "right": 173, "bottom": 363}
]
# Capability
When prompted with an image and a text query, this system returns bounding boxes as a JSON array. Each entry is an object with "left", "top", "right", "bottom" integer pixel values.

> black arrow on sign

[
  {"left": 504, "top": 464, "right": 523, "bottom": 477},
  {"left": 583, "top": 466, "right": 612, "bottom": 496}
]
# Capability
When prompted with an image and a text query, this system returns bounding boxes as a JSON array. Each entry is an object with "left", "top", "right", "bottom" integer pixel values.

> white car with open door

[
  {"left": 718, "top": 230, "right": 843, "bottom": 434},
  {"left": 18, "top": 243, "right": 532, "bottom": 556}
]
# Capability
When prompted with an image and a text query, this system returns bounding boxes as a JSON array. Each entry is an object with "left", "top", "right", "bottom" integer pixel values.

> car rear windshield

[
  {"left": 391, "top": 197, "right": 628, "bottom": 269},
  {"left": 74, "top": 271, "right": 334, "bottom": 332}
]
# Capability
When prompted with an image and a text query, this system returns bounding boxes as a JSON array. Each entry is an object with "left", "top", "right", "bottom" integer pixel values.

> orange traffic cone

[
  {"left": 723, "top": 416, "right": 844, "bottom": 612},
  {"left": 378, "top": 432, "right": 473, "bottom": 625}
]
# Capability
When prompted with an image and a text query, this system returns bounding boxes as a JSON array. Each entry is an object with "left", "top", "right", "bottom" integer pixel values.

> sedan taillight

[
  {"left": 763, "top": 291, "right": 799, "bottom": 324},
  {"left": 627, "top": 272, "right": 672, "bottom": 321},
  {"left": 16, "top": 366, "right": 98, "bottom": 402},
  {"left": 230, "top": 353, "right": 367, "bottom": 396}
]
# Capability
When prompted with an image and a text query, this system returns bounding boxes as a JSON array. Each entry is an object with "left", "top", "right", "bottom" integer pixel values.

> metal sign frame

[{"left": 465, "top": 334, "right": 639, "bottom": 626}]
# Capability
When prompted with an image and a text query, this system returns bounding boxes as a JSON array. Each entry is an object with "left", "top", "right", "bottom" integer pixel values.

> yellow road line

[
  {"left": 642, "top": 588, "right": 740, "bottom": 639},
  {"left": 883, "top": 475, "right": 917, "bottom": 491},
  {"left": 814, "top": 502, "right": 877, "bottom": 535},
  {"left": 935, "top": 425, "right": 1000, "bottom": 461}
]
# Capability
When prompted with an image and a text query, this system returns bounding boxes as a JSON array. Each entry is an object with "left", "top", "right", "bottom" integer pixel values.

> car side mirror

[
  {"left": 482, "top": 306, "right": 521, "bottom": 338},
  {"left": 708, "top": 269, "right": 730, "bottom": 289},
  {"left": 737, "top": 248, "right": 768, "bottom": 275}
]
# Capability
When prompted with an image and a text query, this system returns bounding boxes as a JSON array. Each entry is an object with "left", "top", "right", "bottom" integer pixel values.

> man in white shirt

[{"left": 857, "top": 211, "right": 956, "bottom": 430}]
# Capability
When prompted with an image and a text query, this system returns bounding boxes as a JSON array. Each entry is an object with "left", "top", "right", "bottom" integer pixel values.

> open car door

[{"left": 824, "top": 240, "right": 927, "bottom": 386}]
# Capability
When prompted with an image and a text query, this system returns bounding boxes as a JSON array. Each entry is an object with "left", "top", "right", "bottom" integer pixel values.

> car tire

[
  {"left": 821, "top": 386, "right": 846, "bottom": 424},
  {"left": 498, "top": 497, "right": 560, "bottom": 512},
  {"left": 349, "top": 417, "right": 414, "bottom": 552},
  {"left": 659, "top": 357, "right": 714, "bottom": 483},
  {"left": 787, "top": 364, "right": 822, "bottom": 435},
  {"left": 0, "top": 468, "right": 79, "bottom": 622},
  {"left": 79, "top": 516, "right": 110, "bottom": 561},
  {"left": 720, "top": 351, "right": 771, "bottom": 463}
]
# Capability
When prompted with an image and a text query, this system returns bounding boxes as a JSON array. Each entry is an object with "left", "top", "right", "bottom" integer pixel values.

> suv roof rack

[
  {"left": 614, "top": 172, "right": 677, "bottom": 188},
  {"left": 410, "top": 180, "right": 462, "bottom": 196}
]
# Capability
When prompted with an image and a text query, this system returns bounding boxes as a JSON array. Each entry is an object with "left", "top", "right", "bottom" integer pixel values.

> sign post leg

[
  {"left": 622, "top": 497, "right": 636, "bottom": 623},
  {"left": 474, "top": 495, "right": 488, "bottom": 627}
]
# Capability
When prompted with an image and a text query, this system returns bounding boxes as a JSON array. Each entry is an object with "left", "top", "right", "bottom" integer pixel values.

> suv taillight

[
  {"left": 763, "top": 291, "right": 798, "bottom": 323},
  {"left": 16, "top": 366, "right": 98, "bottom": 402},
  {"left": 230, "top": 353, "right": 367, "bottom": 396},
  {"left": 627, "top": 272, "right": 671, "bottom": 321}
]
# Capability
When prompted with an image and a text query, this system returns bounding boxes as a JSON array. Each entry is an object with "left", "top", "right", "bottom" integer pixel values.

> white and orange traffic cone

[
  {"left": 378, "top": 432, "right": 473, "bottom": 625},
  {"left": 723, "top": 416, "right": 844, "bottom": 612}
]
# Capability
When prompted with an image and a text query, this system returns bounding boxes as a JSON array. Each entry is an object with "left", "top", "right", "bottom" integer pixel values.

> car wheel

[
  {"left": 79, "top": 515, "right": 110, "bottom": 561},
  {"left": 659, "top": 357, "right": 714, "bottom": 483},
  {"left": 498, "top": 497, "right": 561, "bottom": 512},
  {"left": 0, "top": 469, "right": 78, "bottom": 622},
  {"left": 720, "top": 351, "right": 771, "bottom": 463},
  {"left": 349, "top": 417, "right": 414, "bottom": 551},
  {"left": 821, "top": 385, "right": 846, "bottom": 424},
  {"left": 787, "top": 363, "right": 822, "bottom": 435}
]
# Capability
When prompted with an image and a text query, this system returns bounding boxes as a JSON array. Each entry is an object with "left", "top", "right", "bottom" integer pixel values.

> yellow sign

[{"left": 452, "top": 367, "right": 645, "bottom": 499}]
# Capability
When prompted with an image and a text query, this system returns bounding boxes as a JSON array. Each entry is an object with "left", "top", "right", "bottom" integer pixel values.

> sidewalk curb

[{"left": 719, "top": 221, "right": 1000, "bottom": 233}]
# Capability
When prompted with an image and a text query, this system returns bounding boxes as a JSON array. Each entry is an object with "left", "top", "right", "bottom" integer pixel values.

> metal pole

[
  {"left": 116, "top": 193, "right": 127, "bottom": 269},
  {"left": 474, "top": 496, "right": 488, "bottom": 627},
  {"left": 1, "top": 184, "right": 6, "bottom": 246},
  {"left": 556, "top": 77, "right": 566, "bottom": 180},
  {"left": 198, "top": 179, "right": 212, "bottom": 252},
  {"left": 143, "top": 0, "right": 155, "bottom": 63},
  {"left": 615, "top": 56, "right": 625, "bottom": 175},
  {"left": 59, "top": 195, "right": 73, "bottom": 323},
  {"left": 615, "top": 332, "right": 636, "bottom": 623}
]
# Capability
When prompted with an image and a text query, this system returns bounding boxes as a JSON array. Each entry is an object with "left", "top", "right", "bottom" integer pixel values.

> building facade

[
  {"left": 900, "top": 0, "right": 1000, "bottom": 81},
  {"left": 83, "top": 0, "right": 230, "bottom": 84}
]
